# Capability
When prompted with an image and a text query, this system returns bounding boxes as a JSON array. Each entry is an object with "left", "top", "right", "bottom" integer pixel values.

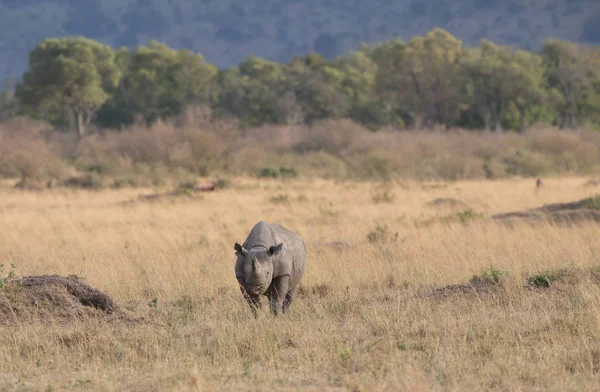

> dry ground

[{"left": 1, "top": 176, "right": 600, "bottom": 391}]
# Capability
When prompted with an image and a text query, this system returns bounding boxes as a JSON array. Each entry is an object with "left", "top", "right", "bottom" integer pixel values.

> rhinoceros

[{"left": 234, "top": 220, "right": 306, "bottom": 316}]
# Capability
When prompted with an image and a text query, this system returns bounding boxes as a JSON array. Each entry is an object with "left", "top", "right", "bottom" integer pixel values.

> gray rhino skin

[{"left": 234, "top": 220, "right": 306, "bottom": 316}]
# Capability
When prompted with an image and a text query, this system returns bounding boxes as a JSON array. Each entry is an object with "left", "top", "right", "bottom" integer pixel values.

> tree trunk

[
  {"left": 494, "top": 119, "right": 503, "bottom": 132},
  {"left": 76, "top": 111, "right": 85, "bottom": 137},
  {"left": 74, "top": 108, "right": 96, "bottom": 137},
  {"left": 483, "top": 111, "right": 492, "bottom": 131}
]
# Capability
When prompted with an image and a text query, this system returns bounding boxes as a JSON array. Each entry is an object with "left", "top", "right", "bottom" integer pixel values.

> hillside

[{"left": 1, "top": 0, "right": 599, "bottom": 82}]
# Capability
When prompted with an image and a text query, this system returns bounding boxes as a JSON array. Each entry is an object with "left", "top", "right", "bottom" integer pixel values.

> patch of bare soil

[
  {"left": 0, "top": 275, "right": 129, "bottom": 325},
  {"left": 492, "top": 196, "right": 600, "bottom": 226},
  {"left": 424, "top": 198, "right": 470, "bottom": 210}
]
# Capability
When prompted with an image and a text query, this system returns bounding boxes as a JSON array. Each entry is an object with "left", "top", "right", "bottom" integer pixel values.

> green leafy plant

[
  {"left": 528, "top": 272, "right": 557, "bottom": 287},
  {"left": 173, "top": 180, "right": 197, "bottom": 196},
  {"left": 258, "top": 166, "right": 299, "bottom": 179},
  {"left": 340, "top": 348, "right": 352, "bottom": 361},
  {"left": 0, "top": 263, "right": 19, "bottom": 290},
  {"left": 481, "top": 266, "right": 510, "bottom": 284}
]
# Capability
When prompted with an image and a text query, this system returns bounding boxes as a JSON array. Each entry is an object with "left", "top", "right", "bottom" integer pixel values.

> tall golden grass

[{"left": 1, "top": 176, "right": 600, "bottom": 390}]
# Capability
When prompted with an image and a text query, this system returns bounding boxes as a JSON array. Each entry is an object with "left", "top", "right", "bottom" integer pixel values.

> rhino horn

[
  {"left": 268, "top": 243, "right": 284, "bottom": 256},
  {"left": 234, "top": 243, "right": 248, "bottom": 256}
]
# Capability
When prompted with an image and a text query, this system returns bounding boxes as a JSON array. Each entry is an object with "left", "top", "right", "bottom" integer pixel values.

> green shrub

[
  {"left": 279, "top": 167, "right": 298, "bottom": 178},
  {"left": 258, "top": 167, "right": 281, "bottom": 178},
  {"left": 173, "top": 180, "right": 197, "bottom": 196},
  {"left": 581, "top": 195, "right": 600, "bottom": 210},
  {"left": 481, "top": 266, "right": 509, "bottom": 284},
  {"left": 213, "top": 178, "right": 230, "bottom": 189},
  {"left": 111, "top": 176, "right": 139, "bottom": 189},
  {"left": 258, "top": 166, "right": 298, "bottom": 178},
  {"left": 528, "top": 272, "right": 557, "bottom": 287},
  {"left": 63, "top": 173, "right": 105, "bottom": 190}
]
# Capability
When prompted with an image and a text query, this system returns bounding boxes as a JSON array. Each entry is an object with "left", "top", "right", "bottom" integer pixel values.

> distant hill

[{"left": 1, "top": 0, "right": 599, "bottom": 83}]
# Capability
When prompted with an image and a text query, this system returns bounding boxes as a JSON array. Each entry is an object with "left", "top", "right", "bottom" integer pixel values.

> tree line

[{"left": 1, "top": 28, "right": 599, "bottom": 135}]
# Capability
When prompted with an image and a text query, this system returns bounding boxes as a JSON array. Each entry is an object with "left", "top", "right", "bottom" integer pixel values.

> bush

[
  {"left": 528, "top": 272, "right": 557, "bottom": 287},
  {"left": 258, "top": 167, "right": 280, "bottom": 178},
  {"left": 258, "top": 166, "right": 298, "bottom": 178},
  {"left": 63, "top": 173, "right": 105, "bottom": 190},
  {"left": 3, "top": 118, "right": 600, "bottom": 184},
  {"left": 481, "top": 266, "right": 509, "bottom": 284}
]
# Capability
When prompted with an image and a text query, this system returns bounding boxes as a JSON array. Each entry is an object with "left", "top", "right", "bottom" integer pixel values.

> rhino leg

[
  {"left": 269, "top": 276, "right": 290, "bottom": 316},
  {"left": 283, "top": 289, "right": 295, "bottom": 313},
  {"left": 238, "top": 281, "right": 261, "bottom": 317}
]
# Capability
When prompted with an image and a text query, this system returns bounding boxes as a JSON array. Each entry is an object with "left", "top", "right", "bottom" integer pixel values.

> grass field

[{"left": 1, "top": 176, "right": 600, "bottom": 391}]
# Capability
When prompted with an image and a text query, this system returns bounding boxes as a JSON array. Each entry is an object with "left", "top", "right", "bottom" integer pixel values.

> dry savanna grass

[{"left": 1, "top": 176, "right": 600, "bottom": 391}]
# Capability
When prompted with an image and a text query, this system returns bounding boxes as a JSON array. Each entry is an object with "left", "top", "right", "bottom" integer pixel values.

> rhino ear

[
  {"left": 234, "top": 243, "right": 248, "bottom": 256},
  {"left": 268, "top": 243, "right": 284, "bottom": 256}
]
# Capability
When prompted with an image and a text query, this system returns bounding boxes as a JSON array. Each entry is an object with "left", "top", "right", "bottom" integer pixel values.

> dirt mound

[
  {"left": 0, "top": 275, "right": 123, "bottom": 325},
  {"left": 492, "top": 196, "right": 600, "bottom": 226},
  {"left": 424, "top": 198, "right": 470, "bottom": 210}
]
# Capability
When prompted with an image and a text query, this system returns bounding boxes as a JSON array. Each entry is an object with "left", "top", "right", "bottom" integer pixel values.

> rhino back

[
  {"left": 272, "top": 224, "right": 306, "bottom": 289},
  {"left": 243, "top": 220, "right": 281, "bottom": 249}
]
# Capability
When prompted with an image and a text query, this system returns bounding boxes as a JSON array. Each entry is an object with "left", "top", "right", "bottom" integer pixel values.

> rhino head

[{"left": 234, "top": 242, "right": 283, "bottom": 296}]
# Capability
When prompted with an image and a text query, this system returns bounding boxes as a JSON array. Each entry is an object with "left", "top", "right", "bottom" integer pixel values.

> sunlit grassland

[{"left": 1, "top": 176, "right": 600, "bottom": 391}]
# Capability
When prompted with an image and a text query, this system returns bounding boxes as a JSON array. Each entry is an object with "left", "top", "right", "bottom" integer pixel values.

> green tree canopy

[
  {"left": 541, "top": 39, "right": 600, "bottom": 128},
  {"left": 16, "top": 36, "right": 120, "bottom": 136},
  {"left": 214, "top": 56, "right": 292, "bottom": 127},
  {"left": 376, "top": 28, "right": 464, "bottom": 128},
  {"left": 461, "top": 40, "right": 547, "bottom": 131},
  {"left": 124, "top": 41, "right": 217, "bottom": 125}
]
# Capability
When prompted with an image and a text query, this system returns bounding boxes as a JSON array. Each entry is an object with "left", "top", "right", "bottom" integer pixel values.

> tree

[
  {"left": 333, "top": 52, "right": 378, "bottom": 107},
  {"left": 364, "top": 39, "right": 410, "bottom": 128},
  {"left": 461, "top": 40, "right": 547, "bottom": 131},
  {"left": 124, "top": 41, "right": 217, "bottom": 125},
  {"left": 94, "top": 47, "right": 135, "bottom": 129},
  {"left": 16, "top": 37, "right": 121, "bottom": 136},
  {"left": 511, "top": 50, "right": 549, "bottom": 131},
  {"left": 286, "top": 54, "right": 350, "bottom": 124},
  {"left": 214, "top": 56, "right": 293, "bottom": 127},
  {"left": 329, "top": 51, "right": 391, "bottom": 129},
  {"left": 541, "top": 39, "right": 599, "bottom": 128},
  {"left": 375, "top": 28, "right": 464, "bottom": 129},
  {"left": 0, "top": 78, "right": 19, "bottom": 122}
]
